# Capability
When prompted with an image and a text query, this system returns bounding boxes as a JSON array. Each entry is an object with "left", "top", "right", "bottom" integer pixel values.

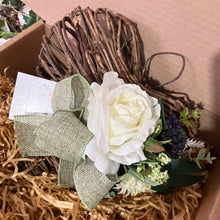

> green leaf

[
  {"left": 0, "top": 20, "right": 5, "bottom": 28},
  {"left": 9, "top": 0, "right": 23, "bottom": 7},
  {"left": 167, "top": 174, "right": 204, "bottom": 187},
  {"left": 128, "top": 166, "right": 160, "bottom": 186},
  {"left": 205, "top": 153, "right": 216, "bottom": 164},
  {"left": 128, "top": 166, "right": 144, "bottom": 182},
  {"left": 152, "top": 119, "right": 163, "bottom": 137},
  {"left": 168, "top": 159, "right": 203, "bottom": 174},
  {"left": 5, "top": 32, "right": 18, "bottom": 38},
  {"left": 22, "top": 10, "right": 39, "bottom": 30},
  {"left": 3, "top": 0, "right": 23, "bottom": 7},
  {"left": 191, "top": 109, "right": 200, "bottom": 119},
  {"left": 0, "top": 30, "right": 18, "bottom": 39},
  {"left": 143, "top": 151, "right": 157, "bottom": 161},
  {"left": 134, "top": 161, "right": 151, "bottom": 166},
  {"left": 151, "top": 184, "right": 172, "bottom": 193},
  {"left": 165, "top": 159, "right": 204, "bottom": 187},
  {"left": 193, "top": 159, "right": 201, "bottom": 169},
  {"left": 159, "top": 139, "right": 172, "bottom": 145},
  {"left": 144, "top": 136, "right": 155, "bottom": 147},
  {"left": 197, "top": 148, "right": 206, "bottom": 159},
  {"left": 179, "top": 149, "right": 192, "bottom": 160},
  {"left": 159, "top": 98, "right": 166, "bottom": 127},
  {"left": 180, "top": 107, "right": 189, "bottom": 118},
  {"left": 2, "top": 0, "right": 9, "bottom": 5},
  {"left": 143, "top": 176, "right": 160, "bottom": 186},
  {"left": 123, "top": 165, "right": 128, "bottom": 173},
  {"left": 0, "top": 30, "right": 7, "bottom": 39},
  {"left": 182, "top": 119, "right": 192, "bottom": 127},
  {"left": 191, "top": 149, "right": 216, "bottom": 168}
]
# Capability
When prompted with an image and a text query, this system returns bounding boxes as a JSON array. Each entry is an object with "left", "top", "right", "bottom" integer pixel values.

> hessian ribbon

[{"left": 14, "top": 74, "right": 118, "bottom": 210}]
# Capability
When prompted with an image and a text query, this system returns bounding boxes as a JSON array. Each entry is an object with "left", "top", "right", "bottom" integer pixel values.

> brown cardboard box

[
  {"left": 0, "top": 1, "right": 219, "bottom": 219},
  {"left": 0, "top": 20, "right": 45, "bottom": 78}
]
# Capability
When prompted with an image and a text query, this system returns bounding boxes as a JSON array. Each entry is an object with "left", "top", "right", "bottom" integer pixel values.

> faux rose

[{"left": 83, "top": 72, "right": 161, "bottom": 174}]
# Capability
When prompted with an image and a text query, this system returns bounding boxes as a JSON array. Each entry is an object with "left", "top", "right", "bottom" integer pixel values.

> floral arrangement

[
  {"left": 13, "top": 71, "right": 216, "bottom": 210},
  {"left": 84, "top": 71, "right": 216, "bottom": 196}
]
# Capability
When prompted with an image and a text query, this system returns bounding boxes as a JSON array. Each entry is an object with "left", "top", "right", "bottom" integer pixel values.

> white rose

[{"left": 84, "top": 72, "right": 161, "bottom": 174}]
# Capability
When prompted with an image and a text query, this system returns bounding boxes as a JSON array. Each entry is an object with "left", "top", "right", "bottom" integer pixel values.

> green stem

[
  {"left": 0, "top": 30, "right": 18, "bottom": 39},
  {"left": 6, "top": 19, "right": 17, "bottom": 33},
  {"left": 180, "top": 115, "right": 191, "bottom": 122},
  {"left": 159, "top": 139, "right": 172, "bottom": 145},
  {"left": 6, "top": 31, "right": 18, "bottom": 38}
]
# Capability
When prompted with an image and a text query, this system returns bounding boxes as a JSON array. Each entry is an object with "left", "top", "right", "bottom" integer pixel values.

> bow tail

[
  {"left": 74, "top": 158, "right": 118, "bottom": 210},
  {"left": 14, "top": 115, "right": 51, "bottom": 157},
  {"left": 58, "top": 159, "right": 75, "bottom": 187}
]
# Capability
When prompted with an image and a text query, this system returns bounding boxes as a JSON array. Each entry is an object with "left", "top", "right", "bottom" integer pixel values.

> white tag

[{"left": 9, "top": 72, "right": 56, "bottom": 120}]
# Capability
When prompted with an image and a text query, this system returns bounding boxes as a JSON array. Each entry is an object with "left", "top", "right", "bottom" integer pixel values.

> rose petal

[
  {"left": 95, "top": 153, "right": 120, "bottom": 174},
  {"left": 139, "top": 120, "right": 156, "bottom": 134},
  {"left": 103, "top": 72, "right": 124, "bottom": 90},
  {"left": 87, "top": 86, "right": 108, "bottom": 153},
  {"left": 109, "top": 138, "right": 146, "bottom": 156},
  {"left": 103, "top": 71, "right": 118, "bottom": 84},
  {"left": 109, "top": 132, "right": 137, "bottom": 146},
  {"left": 108, "top": 147, "right": 146, "bottom": 165},
  {"left": 153, "top": 102, "right": 161, "bottom": 119},
  {"left": 83, "top": 137, "right": 101, "bottom": 160},
  {"left": 90, "top": 83, "right": 100, "bottom": 97},
  {"left": 108, "top": 116, "right": 141, "bottom": 136},
  {"left": 83, "top": 138, "right": 120, "bottom": 174}
]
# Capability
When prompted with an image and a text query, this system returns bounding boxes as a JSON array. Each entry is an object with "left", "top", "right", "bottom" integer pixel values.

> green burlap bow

[{"left": 14, "top": 74, "right": 118, "bottom": 210}]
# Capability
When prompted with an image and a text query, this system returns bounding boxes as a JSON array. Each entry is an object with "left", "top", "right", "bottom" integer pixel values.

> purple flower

[{"left": 159, "top": 114, "right": 187, "bottom": 157}]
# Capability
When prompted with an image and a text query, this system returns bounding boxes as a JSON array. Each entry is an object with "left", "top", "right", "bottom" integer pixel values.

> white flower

[
  {"left": 17, "top": 13, "right": 26, "bottom": 26},
  {"left": 18, "top": 6, "right": 31, "bottom": 26},
  {"left": 84, "top": 72, "right": 161, "bottom": 174},
  {"left": 20, "top": 5, "right": 31, "bottom": 15},
  {"left": 0, "top": 15, "right": 10, "bottom": 33},
  {"left": 114, "top": 173, "right": 151, "bottom": 196}
]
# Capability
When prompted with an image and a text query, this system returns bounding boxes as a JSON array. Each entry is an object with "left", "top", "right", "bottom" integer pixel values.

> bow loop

[
  {"left": 52, "top": 74, "right": 92, "bottom": 122},
  {"left": 34, "top": 111, "right": 93, "bottom": 163}
]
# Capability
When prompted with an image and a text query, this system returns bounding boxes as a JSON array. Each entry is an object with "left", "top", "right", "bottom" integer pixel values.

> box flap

[
  {"left": 0, "top": 20, "right": 45, "bottom": 78},
  {"left": 22, "top": 0, "right": 220, "bottom": 118}
]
